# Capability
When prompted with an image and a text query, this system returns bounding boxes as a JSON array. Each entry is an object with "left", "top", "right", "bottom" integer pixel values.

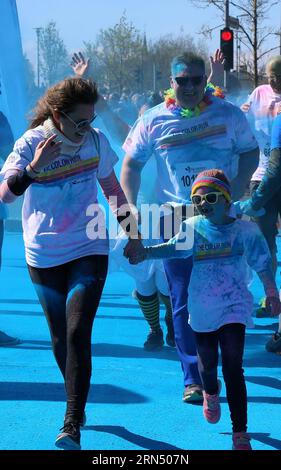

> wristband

[
  {"left": 28, "top": 162, "right": 40, "bottom": 174},
  {"left": 7, "top": 169, "right": 34, "bottom": 196}
]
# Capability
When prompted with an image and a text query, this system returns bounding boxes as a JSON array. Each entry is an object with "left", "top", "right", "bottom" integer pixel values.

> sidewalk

[{"left": 0, "top": 231, "right": 280, "bottom": 451}]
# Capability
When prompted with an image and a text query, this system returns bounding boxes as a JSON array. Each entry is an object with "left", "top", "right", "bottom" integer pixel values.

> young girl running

[{"left": 127, "top": 169, "right": 281, "bottom": 450}]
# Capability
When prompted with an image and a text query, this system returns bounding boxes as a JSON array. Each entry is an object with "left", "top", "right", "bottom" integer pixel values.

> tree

[
  {"left": 189, "top": 0, "right": 279, "bottom": 87},
  {"left": 83, "top": 17, "right": 209, "bottom": 94},
  {"left": 149, "top": 33, "right": 209, "bottom": 91},
  {"left": 39, "top": 21, "right": 69, "bottom": 86},
  {"left": 23, "top": 54, "right": 38, "bottom": 109},
  {"left": 83, "top": 13, "right": 144, "bottom": 94}
]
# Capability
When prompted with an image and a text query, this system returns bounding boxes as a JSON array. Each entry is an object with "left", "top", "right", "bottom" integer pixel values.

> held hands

[
  {"left": 265, "top": 295, "right": 281, "bottom": 316},
  {"left": 29, "top": 135, "right": 62, "bottom": 173},
  {"left": 123, "top": 238, "right": 147, "bottom": 264}
]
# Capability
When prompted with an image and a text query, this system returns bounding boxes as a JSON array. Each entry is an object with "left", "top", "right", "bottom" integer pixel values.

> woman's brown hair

[{"left": 29, "top": 77, "right": 98, "bottom": 129}]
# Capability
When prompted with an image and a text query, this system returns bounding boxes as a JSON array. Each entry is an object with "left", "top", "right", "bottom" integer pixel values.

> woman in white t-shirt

[{"left": 0, "top": 77, "right": 141, "bottom": 450}]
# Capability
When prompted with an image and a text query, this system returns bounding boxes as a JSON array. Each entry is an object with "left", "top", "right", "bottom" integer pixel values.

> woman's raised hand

[
  {"left": 71, "top": 52, "right": 94, "bottom": 79},
  {"left": 30, "top": 135, "right": 62, "bottom": 172}
]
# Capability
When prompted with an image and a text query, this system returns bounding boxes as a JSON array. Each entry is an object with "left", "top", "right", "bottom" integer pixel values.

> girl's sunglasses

[
  {"left": 191, "top": 191, "right": 224, "bottom": 205},
  {"left": 60, "top": 110, "right": 97, "bottom": 129}
]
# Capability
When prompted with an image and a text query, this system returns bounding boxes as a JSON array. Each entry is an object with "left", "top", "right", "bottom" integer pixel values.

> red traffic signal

[
  {"left": 221, "top": 30, "right": 233, "bottom": 42},
  {"left": 220, "top": 27, "right": 234, "bottom": 71}
]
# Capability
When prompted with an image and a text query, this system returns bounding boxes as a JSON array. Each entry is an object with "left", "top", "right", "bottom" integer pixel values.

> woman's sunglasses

[
  {"left": 174, "top": 76, "right": 205, "bottom": 87},
  {"left": 191, "top": 192, "right": 224, "bottom": 205},
  {"left": 60, "top": 110, "right": 97, "bottom": 129}
]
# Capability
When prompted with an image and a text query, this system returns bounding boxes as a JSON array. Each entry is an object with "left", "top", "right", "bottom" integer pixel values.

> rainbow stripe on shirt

[
  {"left": 194, "top": 241, "right": 244, "bottom": 261},
  {"left": 34, "top": 156, "right": 100, "bottom": 184},
  {"left": 159, "top": 124, "right": 227, "bottom": 149}
]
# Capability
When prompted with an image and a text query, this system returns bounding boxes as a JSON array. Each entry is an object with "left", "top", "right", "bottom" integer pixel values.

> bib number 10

[{"left": 181, "top": 173, "right": 197, "bottom": 188}]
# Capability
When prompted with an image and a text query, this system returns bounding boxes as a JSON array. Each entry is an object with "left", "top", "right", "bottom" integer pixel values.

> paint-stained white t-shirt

[
  {"left": 0, "top": 125, "right": 118, "bottom": 267},
  {"left": 243, "top": 84, "right": 281, "bottom": 181},
  {"left": 146, "top": 216, "right": 271, "bottom": 332},
  {"left": 123, "top": 97, "right": 257, "bottom": 204}
]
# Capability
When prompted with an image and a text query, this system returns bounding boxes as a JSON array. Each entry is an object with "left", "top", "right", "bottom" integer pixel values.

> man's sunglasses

[
  {"left": 191, "top": 192, "right": 224, "bottom": 205},
  {"left": 60, "top": 110, "right": 97, "bottom": 129},
  {"left": 174, "top": 76, "right": 205, "bottom": 87}
]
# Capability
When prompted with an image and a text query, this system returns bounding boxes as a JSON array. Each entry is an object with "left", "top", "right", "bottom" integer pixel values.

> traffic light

[{"left": 220, "top": 27, "right": 234, "bottom": 71}]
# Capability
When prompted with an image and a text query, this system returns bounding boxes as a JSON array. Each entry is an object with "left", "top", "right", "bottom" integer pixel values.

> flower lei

[{"left": 164, "top": 83, "right": 225, "bottom": 118}]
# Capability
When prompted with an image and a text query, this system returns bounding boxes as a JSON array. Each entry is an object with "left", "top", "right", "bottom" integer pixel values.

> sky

[{"left": 16, "top": 0, "right": 281, "bottom": 68}]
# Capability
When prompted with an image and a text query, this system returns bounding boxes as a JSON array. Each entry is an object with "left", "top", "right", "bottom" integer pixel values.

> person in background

[
  {"left": 0, "top": 111, "right": 20, "bottom": 346},
  {"left": 241, "top": 56, "right": 281, "bottom": 316},
  {"left": 238, "top": 109, "right": 281, "bottom": 354}
]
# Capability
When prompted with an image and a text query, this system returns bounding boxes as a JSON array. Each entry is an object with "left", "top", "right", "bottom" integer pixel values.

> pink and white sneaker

[
  {"left": 232, "top": 432, "right": 252, "bottom": 450},
  {"left": 203, "top": 380, "right": 222, "bottom": 424}
]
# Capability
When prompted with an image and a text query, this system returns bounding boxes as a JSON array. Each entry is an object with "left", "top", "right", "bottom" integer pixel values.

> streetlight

[{"left": 34, "top": 27, "right": 43, "bottom": 88}]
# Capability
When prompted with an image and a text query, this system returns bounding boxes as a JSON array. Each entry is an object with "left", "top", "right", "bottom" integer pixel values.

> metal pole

[
  {"left": 238, "top": 36, "right": 241, "bottom": 80},
  {"left": 35, "top": 27, "right": 42, "bottom": 88},
  {"left": 236, "top": 31, "right": 238, "bottom": 78},
  {"left": 153, "top": 62, "right": 156, "bottom": 92},
  {"left": 225, "top": 0, "right": 229, "bottom": 27},
  {"left": 224, "top": 0, "right": 229, "bottom": 89}
]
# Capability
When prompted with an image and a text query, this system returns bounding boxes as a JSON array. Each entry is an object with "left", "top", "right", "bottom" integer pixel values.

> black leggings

[
  {"left": 195, "top": 323, "right": 247, "bottom": 432},
  {"left": 28, "top": 255, "right": 108, "bottom": 423}
]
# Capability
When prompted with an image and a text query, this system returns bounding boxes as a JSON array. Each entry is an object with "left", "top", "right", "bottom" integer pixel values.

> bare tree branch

[
  {"left": 257, "top": 46, "right": 281, "bottom": 61},
  {"left": 190, "top": 0, "right": 278, "bottom": 86},
  {"left": 257, "top": 31, "right": 275, "bottom": 50}
]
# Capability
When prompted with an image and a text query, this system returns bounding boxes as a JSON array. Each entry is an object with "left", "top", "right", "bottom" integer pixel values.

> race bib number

[{"left": 172, "top": 160, "right": 216, "bottom": 198}]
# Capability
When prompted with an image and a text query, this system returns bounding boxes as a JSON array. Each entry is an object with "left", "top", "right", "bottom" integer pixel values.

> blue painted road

[{"left": 0, "top": 231, "right": 280, "bottom": 451}]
